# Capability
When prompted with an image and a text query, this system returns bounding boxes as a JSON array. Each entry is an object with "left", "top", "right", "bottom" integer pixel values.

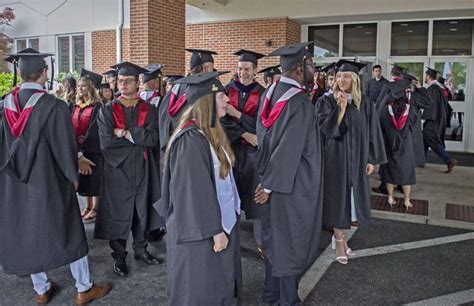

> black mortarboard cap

[
  {"left": 185, "top": 48, "right": 217, "bottom": 64},
  {"left": 233, "top": 49, "right": 265, "bottom": 65},
  {"left": 100, "top": 82, "right": 111, "bottom": 89},
  {"left": 322, "top": 62, "right": 337, "bottom": 74},
  {"left": 387, "top": 79, "right": 412, "bottom": 99},
  {"left": 173, "top": 71, "right": 229, "bottom": 105},
  {"left": 438, "top": 77, "right": 446, "bottom": 84},
  {"left": 390, "top": 65, "right": 405, "bottom": 77},
  {"left": 80, "top": 68, "right": 103, "bottom": 89},
  {"left": 103, "top": 69, "right": 118, "bottom": 77},
  {"left": 142, "top": 63, "right": 166, "bottom": 83},
  {"left": 5, "top": 48, "right": 53, "bottom": 87},
  {"left": 258, "top": 65, "right": 281, "bottom": 79},
  {"left": 404, "top": 73, "right": 418, "bottom": 82},
  {"left": 111, "top": 61, "right": 148, "bottom": 77},
  {"left": 426, "top": 67, "right": 440, "bottom": 79},
  {"left": 336, "top": 59, "right": 366, "bottom": 74},
  {"left": 165, "top": 75, "right": 184, "bottom": 83},
  {"left": 267, "top": 41, "right": 314, "bottom": 71},
  {"left": 186, "top": 49, "right": 204, "bottom": 70},
  {"left": 314, "top": 65, "right": 324, "bottom": 72}
]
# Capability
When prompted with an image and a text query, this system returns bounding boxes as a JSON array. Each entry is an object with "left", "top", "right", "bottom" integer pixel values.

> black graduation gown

[
  {"left": 316, "top": 94, "right": 386, "bottom": 229},
  {"left": 157, "top": 84, "right": 188, "bottom": 155},
  {"left": 221, "top": 81, "right": 265, "bottom": 220},
  {"left": 94, "top": 99, "right": 163, "bottom": 241},
  {"left": 409, "top": 88, "right": 432, "bottom": 167},
  {"left": 256, "top": 81, "right": 324, "bottom": 278},
  {"left": 156, "top": 126, "right": 242, "bottom": 306},
  {"left": 71, "top": 103, "right": 103, "bottom": 196},
  {"left": 378, "top": 98, "right": 417, "bottom": 186},
  {"left": 423, "top": 84, "right": 448, "bottom": 150},
  {"left": 0, "top": 90, "right": 88, "bottom": 275}
]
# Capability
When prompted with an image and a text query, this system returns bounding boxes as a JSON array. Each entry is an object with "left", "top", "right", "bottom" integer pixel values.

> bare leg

[
  {"left": 402, "top": 185, "right": 412, "bottom": 209},
  {"left": 81, "top": 197, "right": 93, "bottom": 218},
  {"left": 386, "top": 183, "right": 396, "bottom": 206},
  {"left": 333, "top": 228, "right": 348, "bottom": 264}
]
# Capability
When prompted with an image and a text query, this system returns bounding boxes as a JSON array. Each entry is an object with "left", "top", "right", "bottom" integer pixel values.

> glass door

[
  {"left": 389, "top": 58, "right": 428, "bottom": 82},
  {"left": 429, "top": 58, "right": 470, "bottom": 151}
]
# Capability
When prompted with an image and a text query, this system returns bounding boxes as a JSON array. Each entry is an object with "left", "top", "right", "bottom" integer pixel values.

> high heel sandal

[
  {"left": 332, "top": 235, "right": 356, "bottom": 256},
  {"left": 404, "top": 200, "right": 413, "bottom": 210},
  {"left": 331, "top": 236, "right": 348, "bottom": 264},
  {"left": 387, "top": 196, "right": 397, "bottom": 207},
  {"left": 343, "top": 235, "right": 355, "bottom": 256}
]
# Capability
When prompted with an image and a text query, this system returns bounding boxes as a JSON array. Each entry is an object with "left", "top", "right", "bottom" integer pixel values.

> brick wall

[
  {"left": 91, "top": 29, "right": 130, "bottom": 73},
  {"left": 185, "top": 18, "right": 302, "bottom": 84},
  {"left": 130, "top": 0, "right": 185, "bottom": 75}
]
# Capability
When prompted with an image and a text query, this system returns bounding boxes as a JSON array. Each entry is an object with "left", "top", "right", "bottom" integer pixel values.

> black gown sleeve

[
  {"left": 98, "top": 104, "right": 134, "bottom": 168},
  {"left": 128, "top": 105, "right": 159, "bottom": 147},
  {"left": 260, "top": 100, "right": 311, "bottom": 194},
  {"left": 316, "top": 95, "right": 348, "bottom": 139},
  {"left": 367, "top": 99, "right": 387, "bottom": 165},
  {"left": 46, "top": 101, "right": 79, "bottom": 183},
  {"left": 169, "top": 130, "right": 223, "bottom": 243}
]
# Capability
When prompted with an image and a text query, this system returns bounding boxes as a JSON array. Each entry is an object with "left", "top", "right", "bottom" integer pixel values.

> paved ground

[{"left": 1, "top": 159, "right": 473, "bottom": 305}]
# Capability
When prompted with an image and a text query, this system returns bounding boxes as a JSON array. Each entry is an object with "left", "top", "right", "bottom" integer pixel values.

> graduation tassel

[
  {"left": 48, "top": 57, "right": 54, "bottom": 91},
  {"left": 210, "top": 93, "right": 217, "bottom": 128},
  {"left": 12, "top": 59, "right": 18, "bottom": 88}
]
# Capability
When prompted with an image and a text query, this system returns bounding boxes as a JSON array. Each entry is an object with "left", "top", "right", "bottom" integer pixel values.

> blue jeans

[{"left": 30, "top": 256, "right": 92, "bottom": 294}]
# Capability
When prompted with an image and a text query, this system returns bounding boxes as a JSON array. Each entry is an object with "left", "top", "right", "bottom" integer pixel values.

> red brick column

[{"left": 130, "top": 0, "right": 185, "bottom": 74}]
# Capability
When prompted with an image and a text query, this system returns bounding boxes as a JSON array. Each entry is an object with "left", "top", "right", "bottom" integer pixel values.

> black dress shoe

[
  {"left": 134, "top": 251, "right": 163, "bottom": 265},
  {"left": 147, "top": 228, "right": 167, "bottom": 242},
  {"left": 113, "top": 259, "right": 129, "bottom": 277}
]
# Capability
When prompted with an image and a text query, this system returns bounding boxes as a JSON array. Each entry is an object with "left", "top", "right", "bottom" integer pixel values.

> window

[
  {"left": 28, "top": 38, "right": 39, "bottom": 50},
  {"left": 433, "top": 19, "right": 472, "bottom": 56},
  {"left": 343, "top": 23, "right": 377, "bottom": 56},
  {"left": 57, "top": 34, "right": 85, "bottom": 73},
  {"left": 391, "top": 21, "right": 429, "bottom": 56},
  {"left": 16, "top": 39, "right": 26, "bottom": 51},
  {"left": 309, "top": 25, "right": 339, "bottom": 58}
]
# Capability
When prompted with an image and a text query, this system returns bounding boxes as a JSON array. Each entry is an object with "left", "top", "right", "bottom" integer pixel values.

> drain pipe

[{"left": 116, "top": 0, "right": 124, "bottom": 63}]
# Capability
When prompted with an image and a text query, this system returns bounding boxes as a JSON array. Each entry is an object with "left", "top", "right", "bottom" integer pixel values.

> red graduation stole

[
  {"left": 3, "top": 87, "right": 45, "bottom": 138},
  {"left": 72, "top": 105, "right": 94, "bottom": 145},
  {"left": 228, "top": 85, "right": 261, "bottom": 117},
  {"left": 388, "top": 103, "right": 410, "bottom": 131},
  {"left": 260, "top": 81, "right": 304, "bottom": 129},
  {"left": 112, "top": 98, "right": 149, "bottom": 159},
  {"left": 167, "top": 84, "right": 187, "bottom": 117}
]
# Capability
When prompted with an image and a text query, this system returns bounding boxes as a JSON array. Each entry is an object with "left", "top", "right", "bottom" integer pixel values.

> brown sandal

[
  {"left": 81, "top": 207, "right": 91, "bottom": 218},
  {"left": 83, "top": 208, "right": 97, "bottom": 224}
]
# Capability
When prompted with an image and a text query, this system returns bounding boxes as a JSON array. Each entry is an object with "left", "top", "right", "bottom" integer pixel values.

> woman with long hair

[
  {"left": 72, "top": 71, "right": 104, "bottom": 223},
  {"left": 378, "top": 80, "right": 418, "bottom": 209},
  {"left": 316, "top": 60, "right": 386, "bottom": 265},
  {"left": 156, "top": 71, "right": 242, "bottom": 306},
  {"left": 57, "top": 76, "right": 77, "bottom": 106}
]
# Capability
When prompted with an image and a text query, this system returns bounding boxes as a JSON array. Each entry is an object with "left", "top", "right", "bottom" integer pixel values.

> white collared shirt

[{"left": 20, "top": 82, "right": 44, "bottom": 91}]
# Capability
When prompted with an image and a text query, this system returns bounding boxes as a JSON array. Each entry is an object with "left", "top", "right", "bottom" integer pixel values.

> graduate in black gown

[
  {"left": 373, "top": 69, "right": 432, "bottom": 195},
  {"left": 99, "top": 82, "right": 114, "bottom": 103},
  {"left": 222, "top": 49, "right": 266, "bottom": 253},
  {"left": 73, "top": 69, "right": 104, "bottom": 223},
  {"left": 103, "top": 69, "right": 120, "bottom": 98},
  {"left": 156, "top": 71, "right": 242, "bottom": 306},
  {"left": 255, "top": 42, "right": 324, "bottom": 305},
  {"left": 140, "top": 63, "right": 165, "bottom": 107},
  {"left": 316, "top": 60, "right": 386, "bottom": 265},
  {"left": 423, "top": 67, "right": 458, "bottom": 173},
  {"left": 310, "top": 65, "right": 326, "bottom": 105},
  {"left": 0, "top": 49, "right": 111, "bottom": 305},
  {"left": 378, "top": 80, "right": 418, "bottom": 209},
  {"left": 258, "top": 64, "right": 281, "bottom": 88},
  {"left": 94, "top": 61, "right": 164, "bottom": 277},
  {"left": 157, "top": 49, "right": 204, "bottom": 159}
]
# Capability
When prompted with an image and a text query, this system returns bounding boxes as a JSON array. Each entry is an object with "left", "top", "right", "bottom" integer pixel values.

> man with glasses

[{"left": 95, "top": 61, "right": 164, "bottom": 277}]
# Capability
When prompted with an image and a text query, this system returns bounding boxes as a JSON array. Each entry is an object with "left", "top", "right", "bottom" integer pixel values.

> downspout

[{"left": 116, "top": 0, "right": 124, "bottom": 63}]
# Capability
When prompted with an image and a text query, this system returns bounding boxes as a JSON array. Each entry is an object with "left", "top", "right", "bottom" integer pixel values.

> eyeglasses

[{"left": 117, "top": 78, "right": 137, "bottom": 85}]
